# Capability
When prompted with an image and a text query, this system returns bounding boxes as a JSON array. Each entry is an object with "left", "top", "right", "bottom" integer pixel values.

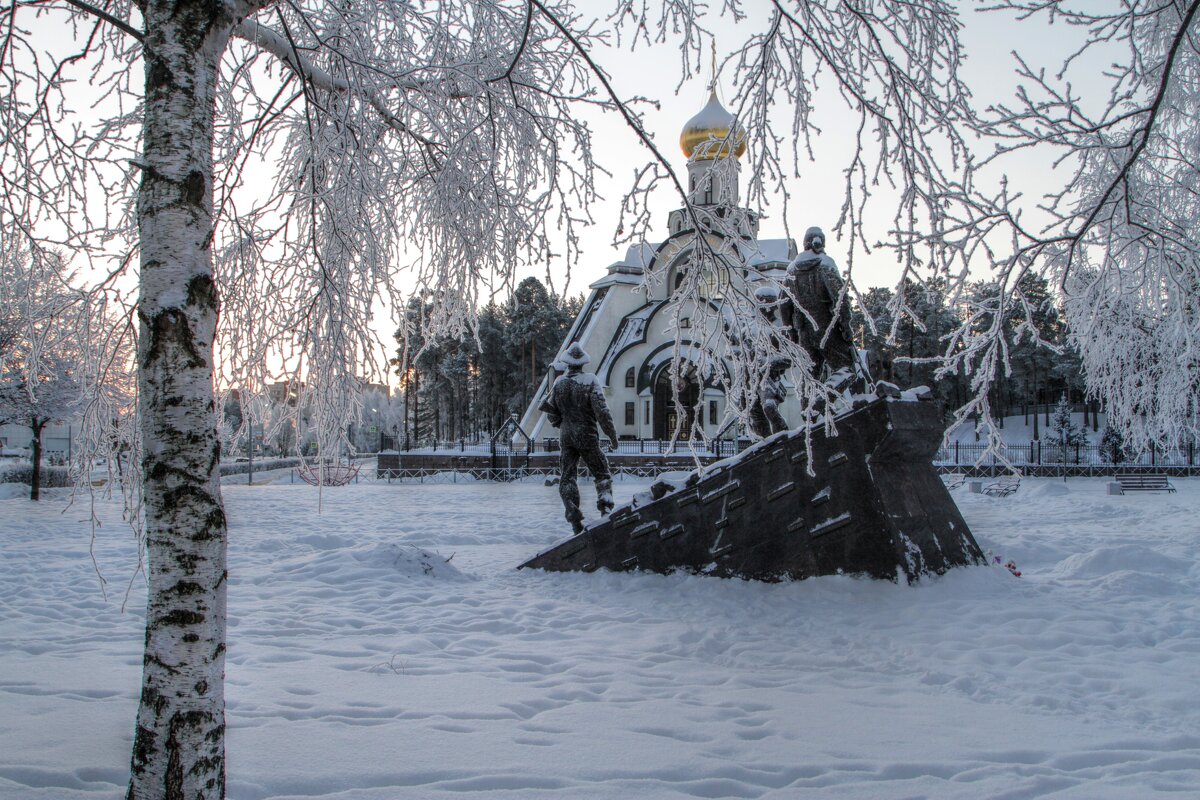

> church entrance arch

[{"left": 653, "top": 362, "right": 701, "bottom": 440}]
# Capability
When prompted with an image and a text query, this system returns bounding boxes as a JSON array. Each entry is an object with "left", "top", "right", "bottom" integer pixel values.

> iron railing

[
  {"left": 376, "top": 464, "right": 678, "bottom": 482},
  {"left": 382, "top": 435, "right": 745, "bottom": 458},
  {"left": 934, "top": 441, "right": 1196, "bottom": 468}
]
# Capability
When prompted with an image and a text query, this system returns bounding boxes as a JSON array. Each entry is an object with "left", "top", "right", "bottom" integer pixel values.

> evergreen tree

[
  {"left": 1100, "top": 425, "right": 1128, "bottom": 465},
  {"left": 1049, "top": 394, "right": 1088, "bottom": 462},
  {"left": 391, "top": 280, "right": 577, "bottom": 445},
  {"left": 475, "top": 302, "right": 513, "bottom": 434},
  {"left": 393, "top": 297, "right": 429, "bottom": 448},
  {"left": 1007, "top": 275, "right": 1065, "bottom": 437},
  {"left": 853, "top": 281, "right": 964, "bottom": 409},
  {"left": 964, "top": 275, "right": 1071, "bottom": 436},
  {"left": 504, "top": 277, "right": 576, "bottom": 413},
  {"left": 853, "top": 287, "right": 895, "bottom": 383}
]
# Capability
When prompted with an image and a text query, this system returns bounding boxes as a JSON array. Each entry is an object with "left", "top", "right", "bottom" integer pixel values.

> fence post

[
  {"left": 1190, "top": 442, "right": 1194, "bottom": 466},
  {"left": 955, "top": 441, "right": 959, "bottom": 465},
  {"left": 1151, "top": 441, "right": 1156, "bottom": 466},
  {"left": 1037, "top": 441, "right": 1042, "bottom": 465}
]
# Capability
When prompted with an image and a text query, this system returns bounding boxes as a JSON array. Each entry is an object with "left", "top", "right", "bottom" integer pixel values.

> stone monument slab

[{"left": 521, "top": 397, "right": 985, "bottom": 583}]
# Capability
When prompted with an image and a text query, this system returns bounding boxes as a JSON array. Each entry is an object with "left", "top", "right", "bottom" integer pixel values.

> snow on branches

[{"left": 921, "top": 0, "right": 1200, "bottom": 452}]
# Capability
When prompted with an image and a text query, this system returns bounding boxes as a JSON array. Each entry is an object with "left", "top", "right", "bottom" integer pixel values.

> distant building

[
  {"left": 266, "top": 380, "right": 305, "bottom": 406},
  {"left": 0, "top": 420, "right": 79, "bottom": 461},
  {"left": 520, "top": 90, "right": 804, "bottom": 442}
]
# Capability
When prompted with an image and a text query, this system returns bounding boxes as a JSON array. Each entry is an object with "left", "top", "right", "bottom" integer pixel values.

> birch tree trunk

[{"left": 130, "top": 3, "right": 238, "bottom": 798}]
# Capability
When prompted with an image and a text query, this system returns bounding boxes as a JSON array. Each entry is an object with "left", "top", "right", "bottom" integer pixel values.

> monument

[
  {"left": 518, "top": 88, "right": 983, "bottom": 584},
  {"left": 521, "top": 393, "right": 985, "bottom": 583},
  {"left": 522, "top": 229, "right": 984, "bottom": 583},
  {"left": 782, "top": 226, "right": 857, "bottom": 383}
]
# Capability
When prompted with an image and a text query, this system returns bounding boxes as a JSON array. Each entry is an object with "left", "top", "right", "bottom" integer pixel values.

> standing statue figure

[
  {"left": 540, "top": 343, "right": 618, "bottom": 533},
  {"left": 748, "top": 356, "right": 791, "bottom": 438},
  {"left": 783, "top": 227, "right": 857, "bottom": 384}
]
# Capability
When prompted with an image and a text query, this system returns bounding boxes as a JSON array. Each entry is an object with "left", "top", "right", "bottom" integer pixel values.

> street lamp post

[{"left": 247, "top": 423, "right": 256, "bottom": 485}]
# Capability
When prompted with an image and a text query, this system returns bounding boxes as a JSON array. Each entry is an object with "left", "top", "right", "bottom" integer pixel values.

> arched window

[
  {"left": 624, "top": 367, "right": 636, "bottom": 388},
  {"left": 702, "top": 267, "right": 728, "bottom": 299}
]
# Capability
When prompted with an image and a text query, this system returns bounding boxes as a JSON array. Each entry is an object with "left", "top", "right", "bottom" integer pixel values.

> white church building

[{"left": 520, "top": 91, "right": 812, "bottom": 444}]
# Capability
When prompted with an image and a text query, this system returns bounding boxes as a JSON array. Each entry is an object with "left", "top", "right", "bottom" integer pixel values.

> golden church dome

[{"left": 679, "top": 90, "right": 747, "bottom": 160}]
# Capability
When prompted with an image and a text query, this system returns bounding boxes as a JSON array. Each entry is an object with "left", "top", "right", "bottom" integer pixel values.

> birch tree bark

[{"left": 130, "top": 2, "right": 244, "bottom": 797}]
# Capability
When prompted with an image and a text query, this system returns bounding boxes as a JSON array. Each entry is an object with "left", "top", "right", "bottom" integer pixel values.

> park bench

[
  {"left": 1114, "top": 473, "right": 1176, "bottom": 494},
  {"left": 943, "top": 473, "right": 967, "bottom": 490},
  {"left": 983, "top": 475, "right": 1020, "bottom": 497}
]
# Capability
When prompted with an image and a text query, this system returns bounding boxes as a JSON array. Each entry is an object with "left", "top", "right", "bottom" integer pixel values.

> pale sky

[{"left": 525, "top": 1, "right": 1106, "bottom": 299}]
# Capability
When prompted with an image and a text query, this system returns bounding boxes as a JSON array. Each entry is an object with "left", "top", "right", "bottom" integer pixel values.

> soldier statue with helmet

[{"left": 539, "top": 343, "right": 619, "bottom": 533}]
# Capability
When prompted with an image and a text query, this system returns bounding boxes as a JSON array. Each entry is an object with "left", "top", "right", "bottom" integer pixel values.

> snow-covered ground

[{"left": 2, "top": 475, "right": 1198, "bottom": 799}]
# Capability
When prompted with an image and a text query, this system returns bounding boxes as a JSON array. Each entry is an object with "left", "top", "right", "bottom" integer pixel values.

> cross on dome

[{"left": 678, "top": 44, "right": 747, "bottom": 160}]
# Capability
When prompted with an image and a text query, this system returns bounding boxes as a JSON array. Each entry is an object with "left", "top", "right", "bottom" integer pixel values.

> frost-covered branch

[{"left": 914, "top": 0, "right": 1200, "bottom": 452}]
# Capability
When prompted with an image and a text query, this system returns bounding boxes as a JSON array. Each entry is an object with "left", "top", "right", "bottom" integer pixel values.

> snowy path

[{"left": 1, "top": 477, "right": 1198, "bottom": 798}]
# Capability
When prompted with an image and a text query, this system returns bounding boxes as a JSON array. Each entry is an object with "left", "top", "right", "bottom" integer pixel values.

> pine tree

[
  {"left": 1100, "top": 425, "right": 1128, "bottom": 465},
  {"left": 853, "top": 282, "right": 964, "bottom": 408},
  {"left": 1049, "top": 394, "right": 1088, "bottom": 463}
]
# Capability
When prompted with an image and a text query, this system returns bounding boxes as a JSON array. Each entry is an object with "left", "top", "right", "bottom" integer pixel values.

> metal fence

[
  {"left": 935, "top": 442, "right": 1199, "bottom": 478},
  {"left": 935, "top": 441, "right": 1197, "bottom": 469},
  {"left": 382, "top": 434, "right": 1200, "bottom": 479},
  {"left": 383, "top": 435, "right": 744, "bottom": 459},
  {"left": 377, "top": 464, "right": 679, "bottom": 483}
]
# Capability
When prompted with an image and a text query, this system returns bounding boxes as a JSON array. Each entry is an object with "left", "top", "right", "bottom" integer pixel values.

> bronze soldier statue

[
  {"left": 748, "top": 356, "right": 791, "bottom": 438},
  {"left": 540, "top": 343, "right": 618, "bottom": 533},
  {"left": 782, "top": 227, "right": 857, "bottom": 385},
  {"left": 759, "top": 355, "right": 791, "bottom": 433}
]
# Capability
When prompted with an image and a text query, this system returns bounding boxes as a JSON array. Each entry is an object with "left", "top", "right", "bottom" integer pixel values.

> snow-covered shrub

[{"left": 0, "top": 464, "right": 72, "bottom": 487}]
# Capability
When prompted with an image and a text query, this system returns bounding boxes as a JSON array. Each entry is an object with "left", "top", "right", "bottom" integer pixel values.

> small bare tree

[
  {"left": 0, "top": 351, "right": 82, "bottom": 499},
  {"left": 0, "top": 249, "right": 89, "bottom": 500}
]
